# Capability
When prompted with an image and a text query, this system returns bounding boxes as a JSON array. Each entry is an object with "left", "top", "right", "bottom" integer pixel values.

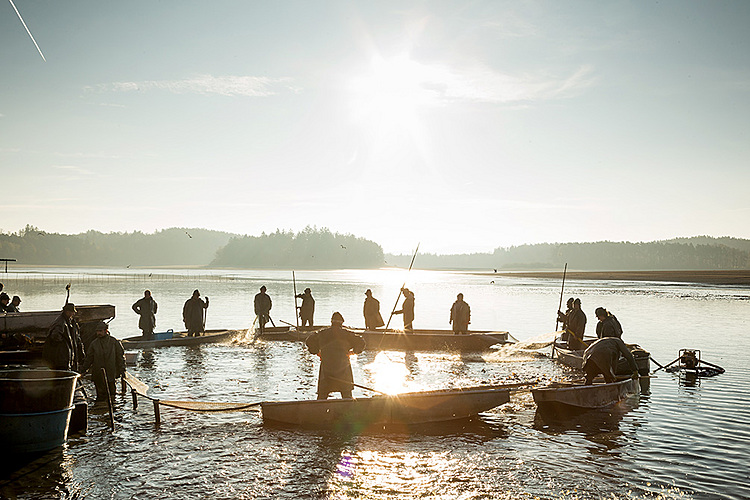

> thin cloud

[
  {"left": 89, "top": 74, "right": 299, "bottom": 97},
  {"left": 51, "top": 165, "right": 94, "bottom": 175}
]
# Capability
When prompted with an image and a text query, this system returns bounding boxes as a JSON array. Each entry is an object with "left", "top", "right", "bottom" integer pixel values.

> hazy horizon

[{"left": 2, "top": 1, "right": 749, "bottom": 254}]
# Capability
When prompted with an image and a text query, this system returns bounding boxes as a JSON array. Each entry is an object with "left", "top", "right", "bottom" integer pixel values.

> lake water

[{"left": 1, "top": 267, "right": 748, "bottom": 499}]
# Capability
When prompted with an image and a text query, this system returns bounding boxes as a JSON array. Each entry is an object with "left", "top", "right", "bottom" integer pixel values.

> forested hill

[
  {"left": 386, "top": 237, "right": 750, "bottom": 270},
  {"left": 0, "top": 226, "right": 234, "bottom": 267},
  {"left": 210, "top": 228, "right": 384, "bottom": 269}
]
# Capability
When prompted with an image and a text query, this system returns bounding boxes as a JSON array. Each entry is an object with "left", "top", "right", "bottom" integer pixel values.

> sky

[{"left": 1, "top": 1, "right": 749, "bottom": 255}]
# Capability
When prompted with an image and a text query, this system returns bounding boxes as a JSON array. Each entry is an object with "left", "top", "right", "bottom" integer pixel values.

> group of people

[
  {"left": 0, "top": 283, "right": 22, "bottom": 313},
  {"left": 42, "top": 303, "right": 125, "bottom": 403},
  {"left": 131, "top": 289, "right": 210, "bottom": 339},
  {"left": 557, "top": 297, "right": 638, "bottom": 385}
]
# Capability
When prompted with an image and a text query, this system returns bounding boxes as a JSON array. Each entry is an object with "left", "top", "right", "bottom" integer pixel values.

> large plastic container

[
  {"left": 153, "top": 329, "right": 173, "bottom": 340},
  {"left": 0, "top": 369, "right": 79, "bottom": 413},
  {"left": 0, "top": 406, "right": 75, "bottom": 453}
]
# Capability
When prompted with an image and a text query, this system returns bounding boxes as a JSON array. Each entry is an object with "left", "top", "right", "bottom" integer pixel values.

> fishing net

[{"left": 123, "top": 371, "right": 260, "bottom": 413}]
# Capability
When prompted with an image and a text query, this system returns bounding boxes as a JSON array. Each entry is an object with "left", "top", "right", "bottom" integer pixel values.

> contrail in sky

[{"left": 8, "top": 0, "right": 46, "bottom": 61}]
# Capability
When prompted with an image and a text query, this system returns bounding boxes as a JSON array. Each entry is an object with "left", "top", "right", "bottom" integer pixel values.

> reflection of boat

[
  {"left": 532, "top": 377, "right": 640, "bottom": 411},
  {"left": 261, "top": 385, "right": 511, "bottom": 429},
  {"left": 0, "top": 369, "right": 80, "bottom": 454},
  {"left": 256, "top": 327, "right": 515, "bottom": 352},
  {"left": 552, "top": 336, "right": 651, "bottom": 375},
  {"left": 122, "top": 329, "right": 244, "bottom": 349}
]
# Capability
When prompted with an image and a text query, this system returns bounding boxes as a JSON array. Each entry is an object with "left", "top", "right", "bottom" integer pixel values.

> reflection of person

[
  {"left": 254, "top": 286, "right": 272, "bottom": 332},
  {"left": 305, "top": 312, "right": 365, "bottom": 399},
  {"left": 132, "top": 290, "right": 158, "bottom": 339},
  {"left": 363, "top": 289, "right": 384, "bottom": 330},
  {"left": 449, "top": 293, "right": 471, "bottom": 334},
  {"left": 295, "top": 288, "right": 315, "bottom": 327},
  {"left": 183, "top": 290, "right": 208, "bottom": 337},
  {"left": 83, "top": 321, "right": 125, "bottom": 402},
  {"left": 595, "top": 307, "right": 623, "bottom": 339},
  {"left": 582, "top": 337, "right": 638, "bottom": 385},
  {"left": 42, "top": 303, "right": 85, "bottom": 372},
  {"left": 393, "top": 288, "right": 415, "bottom": 331}
]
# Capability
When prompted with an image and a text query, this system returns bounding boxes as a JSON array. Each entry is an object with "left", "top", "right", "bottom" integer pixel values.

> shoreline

[{"left": 481, "top": 270, "right": 750, "bottom": 286}]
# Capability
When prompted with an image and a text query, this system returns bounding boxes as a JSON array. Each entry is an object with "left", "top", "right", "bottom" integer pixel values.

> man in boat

[
  {"left": 449, "top": 293, "right": 471, "bottom": 334},
  {"left": 183, "top": 290, "right": 209, "bottom": 337},
  {"left": 254, "top": 286, "right": 272, "bottom": 333},
  {"left": 582, "top": 337, "right": 638, "bottom": 385},
  {"left": 595, "top": 307, "right": 623, "bottom": 339},
  {"left": 83, "top": 321, "right": 125, "bottom": 402},
  {"left": 305, "top": 312, "right": 365, "bottom": 399},
  {"left": 363, "top": 289, "right": 384, "bottom": 330},
  {"left": 557, "top": 297, "right": 574, "bottom": 338},
  {"left": 6, "top": 295, "right": 21, "bottom": 313},
  {"left": 565, "top": 298, "right": 587, "bottom": 349},
  {"left": 393, "top": 287, "right": 415, "bottom": 332},
  {"left": 0, "top": 292, "right": 11, "bottom": 312},
  {"left": 42, "top": 303, "right": 85, "bottom": 373},
  {"left": 132, "top": 290, "right": 158, "bottom": 340},
  {"left": 295, "top": 288, "right": 315, "bottom": 327}
]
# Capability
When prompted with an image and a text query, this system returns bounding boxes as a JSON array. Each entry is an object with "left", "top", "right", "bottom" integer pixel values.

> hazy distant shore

[{"left": 483, "top": 270, "right": 750, "bottom": 286}]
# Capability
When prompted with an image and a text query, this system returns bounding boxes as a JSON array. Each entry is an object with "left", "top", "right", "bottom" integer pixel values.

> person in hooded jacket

[
  {"left": 42, "top": 303, "right": 85, "bottom": 373},
  {"left": 305, "top": 312, "right": 365, "bottom": 399},
  {"left": 83, "top": 321, "right": 125, "bottom": 402}
]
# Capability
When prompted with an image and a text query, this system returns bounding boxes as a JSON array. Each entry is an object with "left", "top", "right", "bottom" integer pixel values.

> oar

[
  {"left": 385, "top": 243, "right": 420, "bottom": 330},
  {"left": 697, "top": 359, "right": 725, "bottom": 373},
  {"left": 292, "top": 271, "right": 299, "bottom": 329},
  {"left": 654, "top": 357, "right": 680, "bottom": 372},
  {"left": 551, "top": 263, "right": 567, "bottom": 360},
  {"left": 329, "top": 376, "right": 389, "bottom": 396}
]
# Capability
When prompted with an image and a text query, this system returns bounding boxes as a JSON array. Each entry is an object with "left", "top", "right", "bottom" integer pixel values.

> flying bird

[
  {"left": 185, "top": 231, "right": 193, "bottom": 238},
  {"left": 340, "top": 245, "right": 346, "bottom": 249},
  {"left": 126, "top": 265, "right": 131, "bottom": 268},
  {"left": 490, "top": 280, "right": 495, "bottom": 284},
  {"left": 493, "top": 269, "right": 497, "bottom": 273}
]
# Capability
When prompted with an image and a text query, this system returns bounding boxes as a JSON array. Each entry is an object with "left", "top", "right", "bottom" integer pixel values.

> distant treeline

[
  {"left": 386, "top": 237, "right": 750, "bottom": 270},
  {"left": 211, "top": 227, "right": 384, "bottom": 269},
  {"left": 0, "top": 225, "right": 383, "bottom": 269},
  {"left": 1, "top": 226, "right": 748, "bottom": 270}
]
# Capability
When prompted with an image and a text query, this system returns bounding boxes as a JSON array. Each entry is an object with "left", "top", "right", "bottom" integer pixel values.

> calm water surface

[{"left": 1, "top": 268, "right": 748, "bottom": 499}]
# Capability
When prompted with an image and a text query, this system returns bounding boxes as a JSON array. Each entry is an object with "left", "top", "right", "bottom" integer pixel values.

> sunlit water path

[{"left": 1, "top": 268, "right": 749, "bottom": 499}]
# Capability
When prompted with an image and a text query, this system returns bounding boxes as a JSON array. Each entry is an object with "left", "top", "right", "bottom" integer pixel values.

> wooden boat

[
  {"left": 122, "top": 329, "right": 244, "bottom": 349},
  {"left": 532, "top": 377, "right": 640, "bottom": 411},
  {"left": 256, "top": 326, "right": 515, "bottom": 352},
  {"left": 552, "top": 336, "right": 651, "bottom": 376},
  {"left": 0, "top": 305, "right": 116, "bottom": 338},
  {"left": 261, "top": 385, "right": 511, "bottom": 429}
]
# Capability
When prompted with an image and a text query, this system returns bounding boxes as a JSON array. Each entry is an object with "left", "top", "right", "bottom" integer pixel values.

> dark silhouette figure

[
  {"left": 583, "top": 337, "right": 638, "bottom": 385},
  {"left": 595, "top": 307, "right": 623, "bottom": 339},
  {"left": 449, "top": 293, "right": 471, "bottom": 334},
  {"left": 363, "top": 289, "right": 384, "bottom": 330},
  {"left": 183, "top": 290, "right": 208, "bottom": 336},
  {"left": 132, "top": 290, "right": 158, "bottom": 340},
  {"left": 305, "top": 312, "right": 365, "bottom": 399},
  {"left": 393, "top": 288, "right": 415, "bottom": 332},
  {"left": 296, "top": 288, "right": 315, "bottom": 327},
  {"left": 42, "top": 303, "right": 85, "bottom": 372},
  {"left": 83, "top": 321, "right": 125, "bottom": 402},
  {"left": 254, "top": 286, "right": 272, "bottom": 333}
]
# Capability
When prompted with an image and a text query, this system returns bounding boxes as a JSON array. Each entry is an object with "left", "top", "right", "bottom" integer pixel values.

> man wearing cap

[
  {"left": 363, "top": 289, "right": 384, "bottom": 330},
  {"left": 132, "top": 290, "right": 158, "bottom": 340},
  {"left": 183, "top": 290, "right": 209, "bottom": 337},
  {"left": 595, "top": 307, "right": 623, "bottom": 339},
  {"left": 393, "top": 288, "right": 415, "bottom": 332},
  {"left": 449, "top": 293, "right": 471, "bottom": 334},
  {"left": 254, "top": 286, "right": 272, "bottom": 333},
  {"left": 83, "top": 321, "right": 125, "bottom": 402},
  {"left": 42, "top": 303, "right": 85, "bottom": 372},
  {"left": 305, "top": 312, "right": 365, "bottom": 399},
  {"left": 295, "top": 288, "right": 315, "bottom": 327}
]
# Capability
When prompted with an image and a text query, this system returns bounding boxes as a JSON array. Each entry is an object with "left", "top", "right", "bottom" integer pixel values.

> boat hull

[
  {"left": 0, "top": 305, "right": 116, "bottom": 335},
  {"left": 532, "top": 378, "right": 640, "bottom": 410},
  {"left": 261, "top": 385, "right": 510, "bottom": 429},
  {"left": 553, "top": 340, "right": 651, "bottom": 375},
  {"left": 256, "top": 327, "right": 514, "bottom": 352},
  {"left": 122, "top": 329, "right": 243, "bottom": 349}
]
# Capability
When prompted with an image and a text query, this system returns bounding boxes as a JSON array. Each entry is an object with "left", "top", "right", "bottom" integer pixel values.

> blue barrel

[{"left": 0, "top": 406, "right": 75, "bottom": 453}]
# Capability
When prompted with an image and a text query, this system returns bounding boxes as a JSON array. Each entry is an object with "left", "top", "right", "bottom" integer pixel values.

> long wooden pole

[
  {"left": 292, "top": 271, "right": 299, "bottom": 328},
  {"left": 555, "top": 263, "right": 568, "bottom": 331},
  {"left": 385, "top": 243, "right": 420, "bottom": 330}
]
